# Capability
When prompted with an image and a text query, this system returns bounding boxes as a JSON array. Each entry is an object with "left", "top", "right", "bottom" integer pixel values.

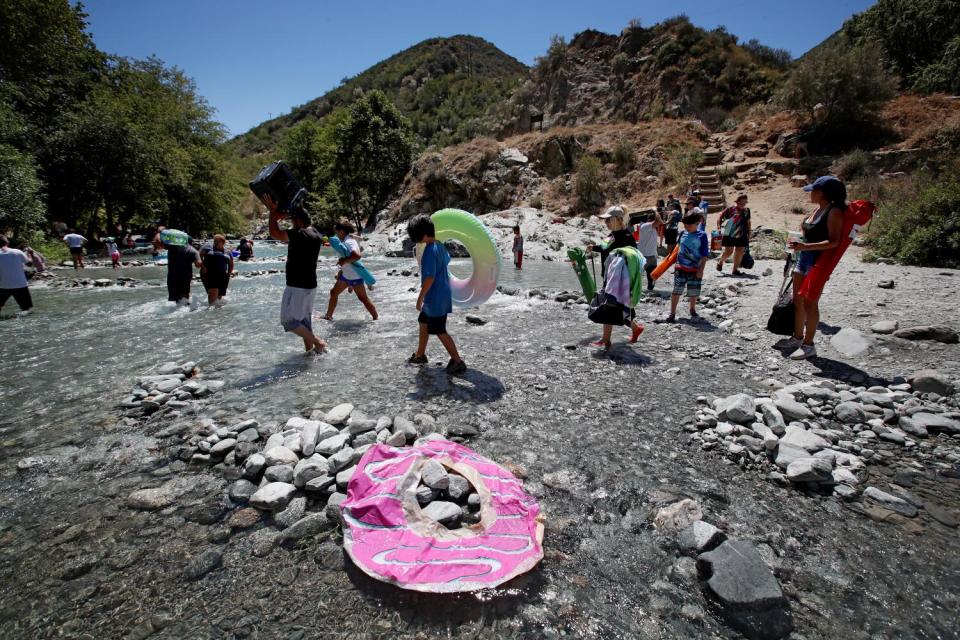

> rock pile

[
  {"left": 47, "top": 277, "right": 143, "bottom": 289},
  {"left": 686, "top": 370, "right": 959, "bottom": 519},
  {"left": 414, "top": 461, "right": 482, "bottom": 528},
  {"left": 117, "top": 361, "right": 224, "bottom": 417}
]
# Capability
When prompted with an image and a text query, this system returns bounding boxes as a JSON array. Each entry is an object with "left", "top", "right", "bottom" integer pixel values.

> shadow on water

[
  {"left": 408, "top": 366, "right": 505, "bottom": 403},
  {"left": 234, "top": 354, "right": 318, "bottom": 391},
  {"left": 342, "top": 550, "right": 545, "bottom": 631}
]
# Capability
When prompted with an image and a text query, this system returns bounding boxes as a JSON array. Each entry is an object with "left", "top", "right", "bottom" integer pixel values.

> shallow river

[{"left": 1, "top": 247, "right": 958, "bottom": 639}]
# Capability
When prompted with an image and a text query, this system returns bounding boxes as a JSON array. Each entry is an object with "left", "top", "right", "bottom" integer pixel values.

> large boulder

[
  {"left": 893, "top": 325, "right": 959, "bottom": 344},
  {"left": 908, "top": 369, "right": 954, "bottom": 396},
  {"left": 697, "top": 540, "right": 793, "bottom": 640},
  {"left": 903, "top": 413, "right": 960, "bottom": 436},
  {"left": 717, "top": 394, "right": 757, "bottom": 424},
  {"left": 786, "top": 457, "right": 833, "bottom": 483},
  {"left": 780, "top": 425, "right": 829, "bottom": 453}
]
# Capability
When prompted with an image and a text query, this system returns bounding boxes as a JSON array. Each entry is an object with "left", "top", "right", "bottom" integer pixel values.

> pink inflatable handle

[{"left": 341, "top": 440, "right": 545, "bottom": 592}]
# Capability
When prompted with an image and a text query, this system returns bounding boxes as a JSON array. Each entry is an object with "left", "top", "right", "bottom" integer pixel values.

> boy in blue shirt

[
  {"left": 660, "top": 211, "right": 709, "bottom": 323},
  {"left": 406, "top": 215, "right": 467, "bottom": 374}
]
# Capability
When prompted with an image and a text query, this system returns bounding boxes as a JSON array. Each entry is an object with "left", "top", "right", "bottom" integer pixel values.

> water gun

[{"left": 329, "top": 236, "right": 376, "bottom": 286}]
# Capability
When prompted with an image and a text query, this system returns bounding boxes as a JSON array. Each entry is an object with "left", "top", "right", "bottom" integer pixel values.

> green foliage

[
  {"left": 612, "top": 140, "right": 635, "bottom": 175},
  {"left": 333, "top": 91, "right": 414, "bottom": 230},
  {"left": 0, "top": 1, "right": 241, "bottom": 238},
  {"left": 742, "top": 39, "right": 792, "bottom": 70},
  {"left": 778, "top": 41, "right": 896, "bottom": 129},
  {"left": 231, "top": 36, "right": 526, "bottom": 155},
  {"left": 834, "top": 149, "right": 873, "bottom": 180},
  {"left": 574, "top": 155, "right": 603, "bottom": 209},
  {"left": 663, "top": 145, "right": 703, "bottom": 191},
  {"left": 0, "top": 142, "right": 45, "bottom": 237},
  {"left": 535, "top": 35, "right": 569, "bottom": 79},
  {"left": 866, "top": 170, "right": 960, "bottom": 267},
  {"left": 844, "top": 0, "right": 960, "bottom": 93}
]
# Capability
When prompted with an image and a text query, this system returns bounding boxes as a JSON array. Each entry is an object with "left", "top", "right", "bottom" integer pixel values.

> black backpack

[{"left": 766, "top": 256, "right": 795, "bottom": 335}]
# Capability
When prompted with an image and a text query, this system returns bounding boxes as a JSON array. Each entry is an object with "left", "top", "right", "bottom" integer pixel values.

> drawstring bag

[
  {"left": 587, "top": 291, "right": 627, "bottom": 325},
  {"left": 766, "top": 255, "right": 795, "bottom": 335}
]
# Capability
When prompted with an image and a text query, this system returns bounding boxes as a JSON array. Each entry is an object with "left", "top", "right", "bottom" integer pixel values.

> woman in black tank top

[{"left": 779, "top": 176, "right": 847, "bottom": 360}]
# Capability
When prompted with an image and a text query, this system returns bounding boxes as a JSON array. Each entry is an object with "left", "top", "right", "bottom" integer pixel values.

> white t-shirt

[
  {"left": 0, "top": 248, "right": 29, "bottom": 289},
  {"left": 340, "top": 237, "right": 363, "bottom": 280},
  {"left": 636, "top": 222, "right": 658, "bottom": 258},
  {"left": 64, "top": 233, "right": 86, "bottom": 248}
]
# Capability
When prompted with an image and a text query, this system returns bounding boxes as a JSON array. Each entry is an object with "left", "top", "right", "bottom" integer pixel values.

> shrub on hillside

[
  {"left": 834, "top": 149, "right": 873, "bottom": 180},
  {"left": 866, "top": 170, "right": 960, "bottom": 268},
  {"left": 663, "top": 144, "right": 703, "bottom": 192},
  {"left": 612, "top": 140, "right": 635, "bottom": 175},
  {"left": 777, "top": 41, "right": 895, "bottom": 132},
  {"left": 575, "top": 155, "right": 604, "bottom": 210},
  {"left": 535, "top": 35, "right": 569, "bottom": 79}
]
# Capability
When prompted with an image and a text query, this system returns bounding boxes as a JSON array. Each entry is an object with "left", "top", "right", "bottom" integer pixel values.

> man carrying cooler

[{"left": 265, "top": 195, "right": 327, "bottom": 354}]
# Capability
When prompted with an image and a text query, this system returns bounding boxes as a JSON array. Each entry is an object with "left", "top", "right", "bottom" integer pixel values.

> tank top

[{"left": 802, "top": 206, "right": 834, "bottom": 244}]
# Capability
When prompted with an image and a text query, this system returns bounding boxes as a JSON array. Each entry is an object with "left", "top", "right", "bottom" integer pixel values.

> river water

[{"left": 1, "top": 247, "right": 958, "bottom": 639}]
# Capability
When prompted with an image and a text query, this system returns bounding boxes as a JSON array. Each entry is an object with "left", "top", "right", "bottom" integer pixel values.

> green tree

[
  {"left": 778, "top": 40, "right": 896, "bottom": 130},
  {"left": 333, "top": 91, "right": 413, "bottom": 230}
]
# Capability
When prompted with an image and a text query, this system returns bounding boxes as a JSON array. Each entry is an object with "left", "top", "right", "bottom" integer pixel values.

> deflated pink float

[{"left": 341, "top": 439, "right": 545, "bottom": 593}]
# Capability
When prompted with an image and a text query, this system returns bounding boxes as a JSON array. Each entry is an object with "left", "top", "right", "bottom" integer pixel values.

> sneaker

[
  {"left": 629, "top": 324, "right": 644, "bottom": 343},
  {"left": 689, "top": 310, "right": 700, "bottom": 320},
  {"left": 789, "top": 344, "right": 817, "bottom": 360},
  {"left": 655, "top": 315, "right": 676, "bottom": 324},
  {"left": 716, "top": 261, "right": 723, "bottom": 272},
  {"left": 590, "top": 340, "right": 611, "bottom": 349},
  {"left": 775, "top": 336, "right": 802, "bottom": 349},
  {"left": 446, "top": 359, "right": 467, "bottom": 374},
  {"left": 407, "top": 353, "right": 428, "bottom": 365}
]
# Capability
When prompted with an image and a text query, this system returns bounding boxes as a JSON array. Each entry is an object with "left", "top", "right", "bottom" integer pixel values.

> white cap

[{"left": 598, "top": 205, "right": 624, "bottom": 220}]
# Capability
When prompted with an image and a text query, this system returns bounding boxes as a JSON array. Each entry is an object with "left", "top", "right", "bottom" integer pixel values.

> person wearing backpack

[
  {"left": 716, "top": 194, "right": 751, "bottom": 276},
  {"left": 777, "top": 176, "right": 847, "bottom": 360}
]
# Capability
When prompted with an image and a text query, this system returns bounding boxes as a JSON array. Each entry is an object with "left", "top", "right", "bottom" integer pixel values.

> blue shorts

[
  {"left": 794, "top": 251, "right": 820, "bottom": 275},
  {"left": 338, "top": 273, "right": 364, "bottom": 287}
]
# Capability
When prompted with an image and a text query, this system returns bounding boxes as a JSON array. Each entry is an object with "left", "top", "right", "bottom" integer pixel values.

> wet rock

[
  {"left": 324, "top": 403, "right": 354, "bottom": 425},
  {"left": 421, "top": 459, "right": 450, "bottom": 490},
  {"left": 834, "top": 484, "right": 858, "bottom": 501},
  {"left": 786, "top": 457, "right": 833, "bottom": 483},
  {"left": 830, "top": 327, "right": 873, "bottom": 357},
  {"left": 228, "top": 508, "right": 262, "bottom": 530},
  {"left": 864, "top": 486, "right": 918, "bottom": 518},
  {"left": 282, "top": 513, "right": 328, "bottom": 541},
  {"left": 274, "top": 497, "right": 306, "bottom": 529},
  {"left": 717, "top": 394, "right": 756, "bottom": 424},
  {"left": 264, "top": 465, "right": 295, "bottom": 484},
  {"left": 908, "top": 369, "right": 954, "bottom": 396},
  {"left": 249, "top": 482, "right": 297, "bottom": 511},
  {"left": 263, "top": 446, "right": 299, "bottom": 467},
  {"left": 423, "top": 501, "right": 462, "bottom": 526},
  {"left": 905, "top": 413, "right": 960, "bottom": 436},
  {"left": 209, "top": 438, "right": 236, "bottom": 457},
  {"left": 228, "top": 479, "right": 257, "bottom": 503},
  {"left": 127, "top": 487, "right": 174, "bottom": 510},
  {"left": 897, "top": 416, "right": 929, "bottom": 438},
  {"left": 249, "top": 528, "right": 281, "bottom": 557},
  {"left": 871, "top": 320, "right": 899, "bottom": 334},
  {"left": 315, "top": 433, "right": 350, "bottom": 456},
  {"left": 679, "top": 520, "right": 725, "bottom": 554},
  {"left": 893, "top": 325, "right": 959, "bottom": 344},
  {"left": 697, "top": 540, "right": 793, "bottom": 640},
  {"left": 183, "top": 549, "right": 222, "bottom": 580},
  {"left": 654, "top": 499, "right": 702, "bottom": 533},
  {"left": 57, "top": 556, "right": 99, "bottom": 581},
  {"left": 183, "top": 503, "right": 227, "bottom": 525}
]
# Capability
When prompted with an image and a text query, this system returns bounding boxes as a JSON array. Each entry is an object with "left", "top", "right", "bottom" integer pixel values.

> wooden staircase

[{"left": 694, "top": 148, "right": 726, "bottom": 213}]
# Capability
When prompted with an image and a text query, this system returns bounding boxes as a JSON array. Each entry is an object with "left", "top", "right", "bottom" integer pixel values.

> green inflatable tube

[
  {"left": 567, "top": 247, "right": 596, "bottom": 299},
  {"left": 426, "top": 208, "right": 501, "bottom": 309}
]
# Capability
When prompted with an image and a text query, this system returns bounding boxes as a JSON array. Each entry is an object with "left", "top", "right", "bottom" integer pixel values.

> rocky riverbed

[{"left": 0, "top": 255, "right": 958, "bottom": 639}]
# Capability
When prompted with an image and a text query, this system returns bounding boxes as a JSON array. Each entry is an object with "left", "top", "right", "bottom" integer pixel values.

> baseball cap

[
  {"left": 803, "top": 175, "right": 843, "bottom": 192},
  {"left": 598, "top": 205, "right": 624, "bottom": 220}
]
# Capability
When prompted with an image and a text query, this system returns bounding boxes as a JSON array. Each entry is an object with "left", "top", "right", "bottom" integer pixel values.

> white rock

[
  {"left": 653, "top": 499, "right": 702, "bottom": 533},
  {"left": 324, "top": 403, "right": 354, "bottom": 425},
  {"left": 786, "top": 457, "right": 833, "bottom": 483},
  {"left": 249, "top": 482, "right": 296, "bottom": 511},
  {"left": 293, "top": 457, "right": 328, "bottom": 488},
  {"left": 421, "top": 459, "right": 449, "bottom": 490},
  {"left": 263, "top": 446, "right": 299, "bottom": 467},
  {"left": 315, "top": 433, "right": 350, "bottom": 456},
  {"left": 780, "top": 425, "right": 829, "bottom": 453}
]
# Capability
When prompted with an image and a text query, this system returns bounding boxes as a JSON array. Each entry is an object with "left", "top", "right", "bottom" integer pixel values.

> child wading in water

[
  {"left": 324, "top": 221, "right": 378, "bottom": 321},
  {"left": 406, "top": 215, "right": 466, "bottom": 374},
  {"left": 660, "top": 211, "right": 709, "bottom": 323},
  {"left": 512, "top": 225, "right": 523, "bottom": 269}
]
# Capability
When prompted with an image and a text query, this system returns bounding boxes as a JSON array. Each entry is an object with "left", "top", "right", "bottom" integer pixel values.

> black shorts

[
  {"left": 205, "top": 273, "right": 230, "bottom": 296},
  {"left": 721, "top": 236, "right": 748, "bottom": 248},
  {"left": 167, "top": 277, "right": 192, "bottom": 302},
  {"left": 665, "top": 228, "right": 679, "bottom": 245},
  {"left": 418, "top": 311, "right": 448, "bottom": 335},
  {"left": 69, "top": 246, "right": 83, "bottom": 255},
  {"left": 0, "top": 287, "right": 32, "bottom": 311}
]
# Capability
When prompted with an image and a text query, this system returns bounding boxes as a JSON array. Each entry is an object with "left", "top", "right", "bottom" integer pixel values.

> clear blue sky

[{"left": 81, "top": 0, "right": 875, "bottom": 138}]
